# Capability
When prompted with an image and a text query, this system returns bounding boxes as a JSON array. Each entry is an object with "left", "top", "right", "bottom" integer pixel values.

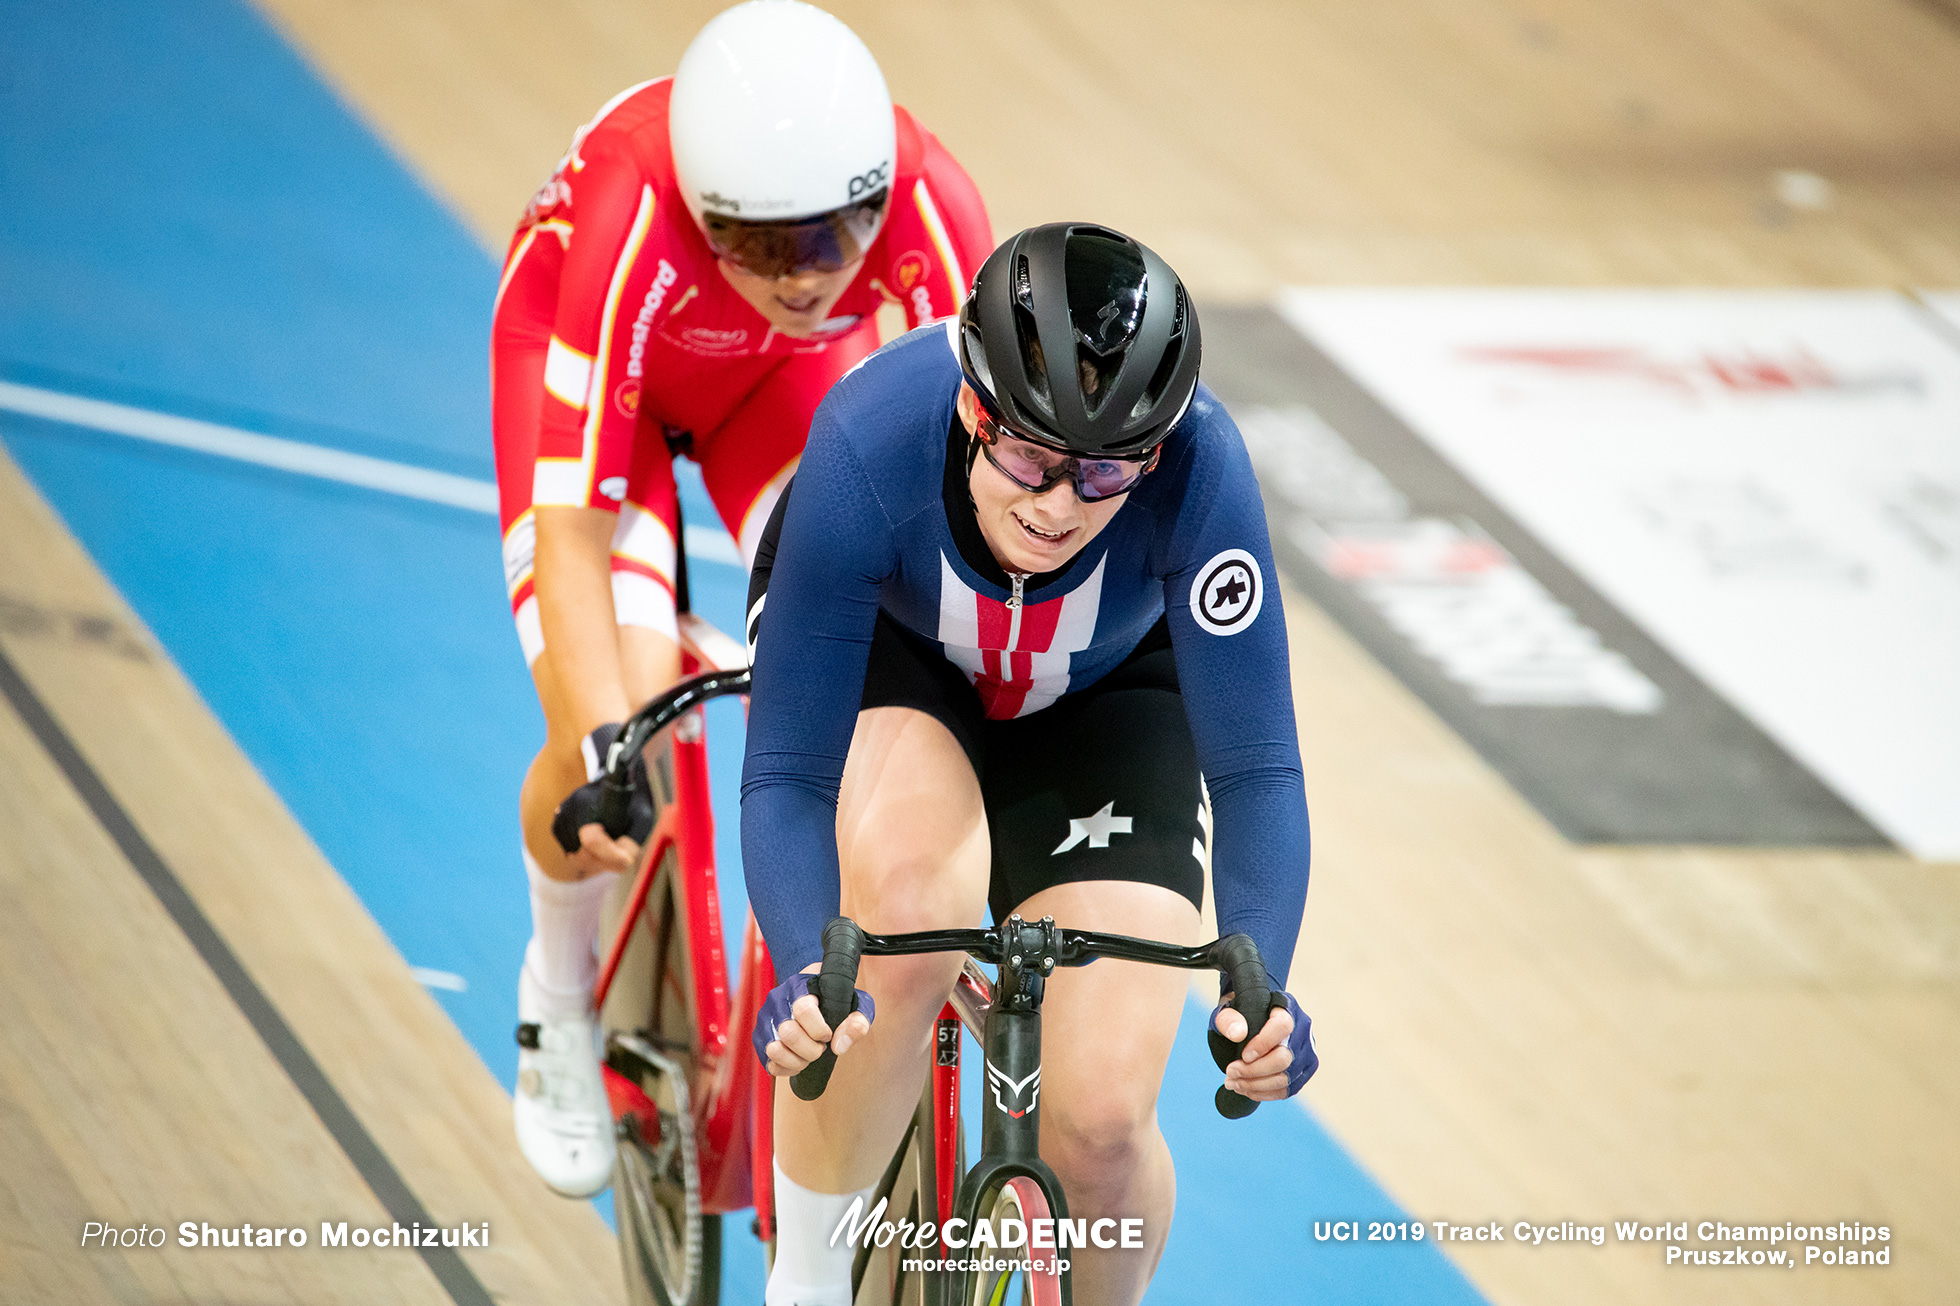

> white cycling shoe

[{"left": 513, "top": 964, "right": 616, "bottom": 1198}]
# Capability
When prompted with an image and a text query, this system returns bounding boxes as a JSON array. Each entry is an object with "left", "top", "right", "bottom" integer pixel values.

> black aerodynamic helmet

[{"left": 958, "top": 223, "right": 1201, "bottom": 459}]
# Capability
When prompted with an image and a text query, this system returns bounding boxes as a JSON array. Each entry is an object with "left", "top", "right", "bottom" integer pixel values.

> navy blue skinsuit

[{"left": 740, "top": 322, "right": 1310, "bottom": 987}]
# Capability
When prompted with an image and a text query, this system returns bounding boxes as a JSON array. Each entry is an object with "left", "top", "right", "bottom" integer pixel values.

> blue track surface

[{"left": 0, "top": 3, "right": 1485, "bottom": 1301}]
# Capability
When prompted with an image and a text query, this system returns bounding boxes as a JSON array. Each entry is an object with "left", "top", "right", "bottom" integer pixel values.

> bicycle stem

[{"left": 792, "top": 915, "right": 1271, "bottom": 1118}]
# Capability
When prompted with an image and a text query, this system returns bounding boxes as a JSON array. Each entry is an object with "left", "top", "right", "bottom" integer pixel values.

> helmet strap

[{"left": 963, "top": 432, "right": 983, "bottom": 508}]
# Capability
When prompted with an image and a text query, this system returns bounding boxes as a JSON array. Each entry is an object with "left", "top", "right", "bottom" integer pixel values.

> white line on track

[
  {"left": 0, "top": 380, "right": 743, "bottom": 566},
  {"left": 409, "top": 967, "right": 470, "bottom": 993}
]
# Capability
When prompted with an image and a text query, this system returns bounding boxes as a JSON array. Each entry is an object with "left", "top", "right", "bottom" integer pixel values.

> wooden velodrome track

[{"left": 6, "top": 1, "right": 1957, "bottom": 1303}]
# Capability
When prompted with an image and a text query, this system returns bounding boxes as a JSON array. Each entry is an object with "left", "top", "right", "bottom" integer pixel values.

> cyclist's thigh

[
  {"left": 695, "top": 325, "right": 877, "bottom": 566},
  {"left": 1013, "top": 878, "right": 1198, "bottom": 1118},
  {"left": 527, "top": 644, "right": 584, "bottom": 758},
  {"left": 608, "top": 431, "right": 683, "bottom": 683},
  {"left": 836, "top": 614, "right": 992, "bottom": 933}
]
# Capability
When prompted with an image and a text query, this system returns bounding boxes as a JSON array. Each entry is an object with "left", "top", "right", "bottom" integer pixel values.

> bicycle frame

[
  {"left": 946, "top": 941, "right": 1073, "bottom": 1305},
  {"left": 595, "top": 614, "right": 774, "bottom": 1219},
  {"left": 811, "top": 917, "right": 1276, "bottom": 1306}
]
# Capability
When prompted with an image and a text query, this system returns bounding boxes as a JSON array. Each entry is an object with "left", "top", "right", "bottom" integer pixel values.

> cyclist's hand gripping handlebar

[
  {"left": 551, "top": 722, "right": 655, "bottom": 852},
  {"left": 550, "top": 669, "right": 754, "bottom": 853},
  {"left": 790, "top": 917, "right": 868, "bottom": 1101},
  {"left": 1207, "top": 934, "right": 1281, "bottom": 1120}
]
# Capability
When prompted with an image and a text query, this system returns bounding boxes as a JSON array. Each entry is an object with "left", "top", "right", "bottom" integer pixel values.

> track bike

[{"left": 572, "top": 611, "right": 769, "bottom": 1306}]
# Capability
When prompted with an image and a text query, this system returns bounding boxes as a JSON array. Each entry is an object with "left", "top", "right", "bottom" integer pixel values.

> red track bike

[{"left": 588, "top": 611, "right": 773, "bottom": 1306}]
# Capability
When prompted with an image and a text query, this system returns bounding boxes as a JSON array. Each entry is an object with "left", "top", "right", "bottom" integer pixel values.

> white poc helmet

[{"left": 670, "top": 1, "right": 896, "bottom": 227}]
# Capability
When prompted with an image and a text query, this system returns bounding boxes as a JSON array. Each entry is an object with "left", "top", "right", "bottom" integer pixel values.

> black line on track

[{"left": 0, "top": 645, "right": 497, "bottom": 1306}]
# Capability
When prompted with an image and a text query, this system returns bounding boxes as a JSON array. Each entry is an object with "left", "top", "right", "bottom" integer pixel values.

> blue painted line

[
  {"left": 1154, "top": 1000, "right": 1488, "bottom": 1304},
  {"left": 1, "top": 1, "right": 1485, "bottom": 1302}
]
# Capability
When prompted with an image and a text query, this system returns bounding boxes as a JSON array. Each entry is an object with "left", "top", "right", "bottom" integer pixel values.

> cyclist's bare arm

[
  {"left": 536, "top": 505, "right": 640, "bottom": 730},
  {"left": 534, "top": 503, "right": 680, "bottom": 875}
]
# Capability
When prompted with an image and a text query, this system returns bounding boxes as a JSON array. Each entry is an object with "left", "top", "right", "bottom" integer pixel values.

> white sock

[
  {"left": 522, "top": 848, "right": 618, "bottom": 1019},
  {"left": 764, "top": 1159, "right": 876, "bottom": 1306}
]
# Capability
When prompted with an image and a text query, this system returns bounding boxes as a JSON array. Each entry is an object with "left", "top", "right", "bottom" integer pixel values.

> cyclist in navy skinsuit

[{"left": 742, "top": 224, "right": 1316, "bottom": 1306}]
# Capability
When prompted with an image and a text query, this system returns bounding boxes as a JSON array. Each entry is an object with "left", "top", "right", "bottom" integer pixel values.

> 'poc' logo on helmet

[{"left": 848, "top": 161, "right": 891, "bottom": 200}]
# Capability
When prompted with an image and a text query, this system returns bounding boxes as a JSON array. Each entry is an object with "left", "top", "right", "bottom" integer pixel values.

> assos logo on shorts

[{"left": 1190, "top": 549, "right": 1263, "bottom": 635}]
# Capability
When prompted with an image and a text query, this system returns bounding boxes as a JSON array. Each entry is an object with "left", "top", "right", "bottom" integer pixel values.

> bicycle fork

[{"left": 953, "top": 1002, "right": 1071, "bottom": 1305}]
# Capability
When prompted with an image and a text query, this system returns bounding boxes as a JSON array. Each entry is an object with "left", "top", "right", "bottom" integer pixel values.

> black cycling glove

[{"left": 551, "top": 722, "right": 657, "bottom": 852}]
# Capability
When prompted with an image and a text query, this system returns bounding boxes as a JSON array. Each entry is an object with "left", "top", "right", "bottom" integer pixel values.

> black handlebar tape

[
  {"left": 1209, "top": 935, "right": 1271, "bottom": 1120},
  {"left": 550, "top": 784, "right": 597, "bottom": 853},
  {"left": 791, "top": 918, "right": 867, "bottom": 1101},
  {"left": 597, "top": 771, "right": 634, "bottom": 839},
  {"left": 549, "top": 771, "right": 636, "bottom": 852}
]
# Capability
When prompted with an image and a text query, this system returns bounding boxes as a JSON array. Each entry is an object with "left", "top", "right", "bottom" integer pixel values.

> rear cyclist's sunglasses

[
  {"left": 974, "top": 404, "right": 1160, "bottom": 502},
  {"left": 700, "top": 190, "right": 890, "bottom": 279}
]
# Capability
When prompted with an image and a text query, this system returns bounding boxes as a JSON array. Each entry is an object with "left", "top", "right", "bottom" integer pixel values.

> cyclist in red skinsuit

[
  {"left": 491, "top": 0, "right": 991, "bottom": 1205},
  {"left": 493, "top": 79, "right": 989, "bottom": 657}
]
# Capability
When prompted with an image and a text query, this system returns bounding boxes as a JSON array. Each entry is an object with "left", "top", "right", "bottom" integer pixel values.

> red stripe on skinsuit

[
  {"left": 976, "top": 593, "right": 1011, "bottom": 649},
  {"left": 973, "top": 644, "right": 1027, "bottom": 719},
  {"left": 980, "top": 679, "right": 1029, "bottom": 720},
  {"left": 1016, "top": 594, "right": 1063, "bottom": 651}
]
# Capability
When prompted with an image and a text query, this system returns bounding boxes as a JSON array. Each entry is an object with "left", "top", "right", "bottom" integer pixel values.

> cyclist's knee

[
  {"left": 861, "top": 949, "right": 964, "bottom": 1020},
  {"left": 1042, "top": 1095, "right": 1156, "bottom": 1191},
  {"left": 842, "top": 837, "right": 988, "bottom": 938}
]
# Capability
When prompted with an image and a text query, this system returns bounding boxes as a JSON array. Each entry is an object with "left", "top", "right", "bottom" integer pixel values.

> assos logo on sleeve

[{"left": 1190, "top": 549, "right": 1263, "bottom": 635}]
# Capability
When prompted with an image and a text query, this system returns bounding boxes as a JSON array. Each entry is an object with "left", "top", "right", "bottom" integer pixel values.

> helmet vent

[
  {"left": 1016, "top": 304, "right": 1053, "bottom": 414},
  {"left": 1078, "top": 339, "right": 1123, "bottom": 416},
  {"left": 962, "top": 322, "right": 995, "bottom": 399},
  {"left": 1131, "top": 285, "right": 1189, "bottom": 421}
]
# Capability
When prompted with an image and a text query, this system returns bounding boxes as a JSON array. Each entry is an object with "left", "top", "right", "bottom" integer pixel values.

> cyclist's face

[
  {"left": 717, "top": 257, "right": 864, "bottom": 339},
  {"left": 958, "top": 384, "right": 1127, "bottom": 574}
]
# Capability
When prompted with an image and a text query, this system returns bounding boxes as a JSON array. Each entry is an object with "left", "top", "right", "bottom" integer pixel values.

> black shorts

[{"left": 858, "top": 611, "right": 1208, "bottom": 925}]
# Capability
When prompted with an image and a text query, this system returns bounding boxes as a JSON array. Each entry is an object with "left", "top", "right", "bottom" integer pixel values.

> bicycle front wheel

[
  {"left": 605, "top": 833, "right": 722, "bottom": 1306},
  {"left": 964, "top": 1178, "right": 1064, "bottom": 1306},
  {"left": 854, "top": 1078, "right": 961, "bottom": 1306}
]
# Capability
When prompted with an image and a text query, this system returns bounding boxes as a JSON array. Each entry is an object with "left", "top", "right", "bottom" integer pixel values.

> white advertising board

[
  {"left": 1278, "top": 289, "right": 1960, "bottom": 858},
  {"left": 1920, "top": 291, "right": 1960, "bottom": 342}
]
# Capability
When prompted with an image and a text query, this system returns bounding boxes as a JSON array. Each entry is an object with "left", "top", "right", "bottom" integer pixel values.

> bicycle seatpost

[
  {"left": 1210, "top": 934, "right": 1274, "bottom": 1120},
  {"left": 791, "top": 916, "right": 867, "bottom": 1101}
]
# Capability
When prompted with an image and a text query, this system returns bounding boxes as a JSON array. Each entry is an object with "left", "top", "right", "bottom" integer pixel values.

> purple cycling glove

[
  {"left": 1209, "top": 990, "right": 1318, "bottom": 1097},
  {"left": 751, "top": 972, "right": 877, "bottom": 1067}
]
